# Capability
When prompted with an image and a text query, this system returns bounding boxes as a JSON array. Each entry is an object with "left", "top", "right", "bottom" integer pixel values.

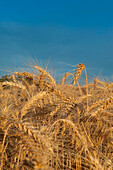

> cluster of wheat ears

[{"left": 0, "top": 63, "right": 113, "bottom": 170}]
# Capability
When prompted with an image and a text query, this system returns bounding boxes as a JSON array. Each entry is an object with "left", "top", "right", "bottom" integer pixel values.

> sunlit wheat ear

[
  {"left": 88, "top": 97, "right": 111, "bottom": 113},
  {"left": 16, "top": 121, "right": 54, "bottom": 153},
  {"left": 73, "top": 63, "right": 85, "bottom": 85},
  {"left": 50, "top": 97, "right": 75, "bottom": 117},
  {"left": 50, "top": 101, "right": 67, "bottom": 117},
  {"left": 50, "top": 119, "right": 84, "bottom": 143},
  {"left": 91, "top": 96, "right": 113, "bottom": 116},
  {"left": 12, "top": 74, "right": 16, "bottom": 82},
  {"left": 18, "top": 135, "right": 48, "bottom": 169},
  {"left": 2, "top": 81, "right": 26, "bottom": 90},
  {"left": 15, "top": 71, "right": 33, "bottom": 77},
  {"left": 15, "top": 71, "right": 39, "bottom": 85},
  {"left": 22, "top": 77, "right": 31, "bottom": 91},
  {"left": 34, "top": 65, "right": 56, "bottom": 87},
  {"left": 15, "top": 121, "right": 54, "bottom": 169},
  {"left": 75, "top": 94, "right": 92, "bottom": 104},
  {"left": 21, "top": 91, "right": 47, "bottom": 119},
  {"left": 61, "top": 72, "right": 73, "bottom": 85},
  {"left": 39, "top": 73, "right": 45, "bottom": 89}
]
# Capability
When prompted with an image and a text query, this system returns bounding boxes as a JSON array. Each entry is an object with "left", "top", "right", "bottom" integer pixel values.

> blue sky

[{"left": 0, "top": 0, "right": 113, "bottom": 80}]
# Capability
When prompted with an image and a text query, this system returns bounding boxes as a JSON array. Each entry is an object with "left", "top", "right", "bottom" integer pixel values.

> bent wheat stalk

[
  {"left": 61, "top": 72, "right": 73, "bottom": 85},
  {"left": 94, "top": 79, "right": 107, "bottom": 87}
]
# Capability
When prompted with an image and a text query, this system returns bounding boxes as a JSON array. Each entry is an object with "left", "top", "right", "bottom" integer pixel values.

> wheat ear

[
  {"left": 39, "top": 73, "right": 46, "bottom": 89},
  {"left": 21, "top": 91, "right": 47, "bottom": 118},
  {"left": 2, "top": 81, "right": 26, "bottom": 90},
  {"left": 73, "top": 63, "right": 85, "bottom": 85},
  {"left": 22, "top": 77, "right": 31, "bottom": 90},
  {"left": 15, "top": 71, "right": 33, "bottom": 78},
  {"left": 89, "top": 96, "right": 113, "bottom": 117},
  {"left": 15, "top": 72, "right": 39, "bottom": 85},
  {"left": 34, "top": 65, "right": 56, "bottom": 87},
  {"left": 12, "top": 74, "right": 16, "bottom": 82}
]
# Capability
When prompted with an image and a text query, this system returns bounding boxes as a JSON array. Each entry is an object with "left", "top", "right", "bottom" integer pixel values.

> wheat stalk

[{"left": 61, "top": 72, "right": 73, "bottom": 85}]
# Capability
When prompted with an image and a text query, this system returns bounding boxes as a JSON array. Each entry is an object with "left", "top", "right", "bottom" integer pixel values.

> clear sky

[{"left": 0, "top": 0, "right": 113, "bottom": 80}]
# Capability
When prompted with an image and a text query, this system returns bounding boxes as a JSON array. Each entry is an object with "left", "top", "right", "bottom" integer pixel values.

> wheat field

[{"left": 0, "top": 64, "right": 113, "bottom": 170}]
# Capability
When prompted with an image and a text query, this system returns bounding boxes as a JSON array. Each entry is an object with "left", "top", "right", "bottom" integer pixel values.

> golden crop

[{"left": 0, "top": 64, "right": 113, "bottom": 169}]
